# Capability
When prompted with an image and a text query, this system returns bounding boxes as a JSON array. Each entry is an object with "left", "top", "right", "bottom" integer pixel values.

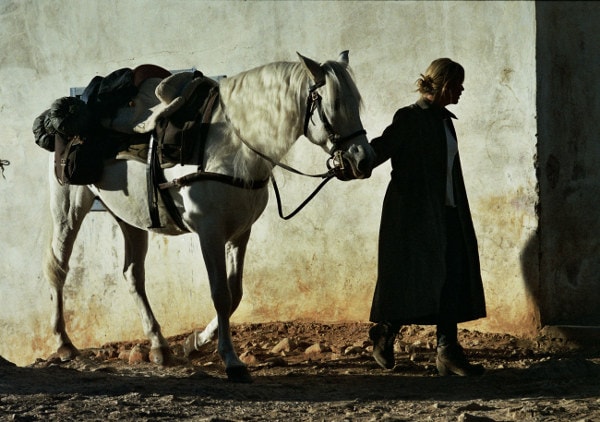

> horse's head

[{"left": 298, "top": 51, "right": 375, "bottom": 179}]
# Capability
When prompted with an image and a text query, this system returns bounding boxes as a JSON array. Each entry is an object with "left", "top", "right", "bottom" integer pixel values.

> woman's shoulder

[{"left": 392, "top": 103, "right": 421, "bottom": 122}]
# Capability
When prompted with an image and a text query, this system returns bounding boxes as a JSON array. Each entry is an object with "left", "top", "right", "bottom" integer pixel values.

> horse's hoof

[
  {"left": 149, "top": 346, "right": 173, "bottom": 366},
  {"left": 183, "top": 333, "right": 213, "bottom": 359},
  {"left": 57, "top": 343, "right": 80, "bottom": 361},
  {"left": 183, "top": 334, "right": 196, "bottom": 358},
  {"left": 226, "top": 365, "right": 253, "bottom": 383}
]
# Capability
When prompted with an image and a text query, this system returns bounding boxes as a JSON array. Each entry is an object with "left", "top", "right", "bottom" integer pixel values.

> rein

[
  {"left": 219, "top": 95, "right": 332, "bottom": 180},
  {"left": 218, "top": 99, "right": 339, "bottom": 219}
]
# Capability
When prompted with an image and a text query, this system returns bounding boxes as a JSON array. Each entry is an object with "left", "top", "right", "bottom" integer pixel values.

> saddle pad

[{"left": 115, "top": 143, "right": 149, "bottom": 164}]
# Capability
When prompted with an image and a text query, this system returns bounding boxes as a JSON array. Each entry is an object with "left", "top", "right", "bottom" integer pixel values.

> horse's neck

[{"left": 207, "top": 62, "right": 306, "bottom": 181}]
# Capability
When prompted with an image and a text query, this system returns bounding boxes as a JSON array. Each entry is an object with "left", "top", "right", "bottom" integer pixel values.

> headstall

[{"left": 303, "top": 81, "right": 366, "bottom": 150}]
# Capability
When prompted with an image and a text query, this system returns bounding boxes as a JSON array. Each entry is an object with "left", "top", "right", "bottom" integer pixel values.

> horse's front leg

[
  {"left": 117, "top": 220, "right": 171, "bottom": 364},
  {"left": 184, "top": 229, "right": 251, "bottom": 355},
  {"left": 195, "top": 228, "right": 251, "bottom": 383}
]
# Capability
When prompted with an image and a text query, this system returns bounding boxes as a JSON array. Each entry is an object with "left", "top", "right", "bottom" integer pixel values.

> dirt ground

[{"left": 1, "top": 321, "right": 599, "bottom": 421}]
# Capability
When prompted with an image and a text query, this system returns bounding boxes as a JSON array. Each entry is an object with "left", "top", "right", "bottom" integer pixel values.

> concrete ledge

[{"left": 541, "top": 325, "right": 600, "bottom": 345}]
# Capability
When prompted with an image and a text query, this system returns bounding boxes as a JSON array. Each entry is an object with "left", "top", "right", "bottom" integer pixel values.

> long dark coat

[{"left": 369, "top": 98, "right": 486, "bottom": 324}]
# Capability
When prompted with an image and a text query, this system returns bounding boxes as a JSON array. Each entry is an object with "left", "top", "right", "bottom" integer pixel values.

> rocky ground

[{"left": 1, "top": 321, "right": 599, "bottom": 421}]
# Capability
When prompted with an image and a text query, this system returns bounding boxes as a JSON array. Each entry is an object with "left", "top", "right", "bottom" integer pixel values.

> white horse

[{"left": 44, "top": 52, "right": 375, "bottom": 382}]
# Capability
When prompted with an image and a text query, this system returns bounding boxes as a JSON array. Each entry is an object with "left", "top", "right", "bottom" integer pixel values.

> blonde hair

[{"left": 416, "top": 58, "right": 464, "bottom": 102}]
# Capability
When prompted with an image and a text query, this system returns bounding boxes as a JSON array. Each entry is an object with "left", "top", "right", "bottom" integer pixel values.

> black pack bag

[
  {"left": 32, "top": 109, "right": 56, "bottom": 152},
  {"left": 49, "top": 96, "right": 93, "bottom": 137},
  {"left": 47, "top": 97, "right": 104, "bottom": 185},
  {"left": 33, "top": 96, "right": 96, "bottom": 154},
  {"left": 83, "top": 68, "right": 137, "bottom": 117},
  {"left": 54, "top": 134, "right": 104, "bottom": 185}
]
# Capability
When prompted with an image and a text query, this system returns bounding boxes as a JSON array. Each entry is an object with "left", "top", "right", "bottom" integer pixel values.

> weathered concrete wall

[
  {"left": 0, "top": 0, "right": 538, "bottom": 366},
  {"left": 536, "top": 2, "right": 600, "bottom": 325}
]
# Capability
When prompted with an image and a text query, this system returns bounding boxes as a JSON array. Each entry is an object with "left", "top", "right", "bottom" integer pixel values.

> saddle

[
  {"left": 108, "top": 67, "right": 220, "bottom": 230},
  {"left": 115, "top": 69, "right": 219, "bottom": 168},
  {"left": 33, "top": 64, "right": 220, "bottom": 230}
]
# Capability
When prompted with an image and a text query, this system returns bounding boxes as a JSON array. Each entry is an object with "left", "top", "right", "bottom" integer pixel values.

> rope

[{"left": 0, "top": 159, "right": 9, "bottom": 179}]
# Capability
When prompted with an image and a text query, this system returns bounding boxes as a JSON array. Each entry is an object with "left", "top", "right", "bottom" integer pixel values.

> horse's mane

[{"left": 216, "top": 59, "right": 362, "bottom": 181}]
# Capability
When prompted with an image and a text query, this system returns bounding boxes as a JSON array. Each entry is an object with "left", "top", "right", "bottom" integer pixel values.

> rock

[
  {"left": 305, "top": 342, "right": 324, "bottom": 354},
  {"left": 118, "top": 350, "right": 130, "bottom": 361},
  {"left": 343, "top": 345, "right": 363, "bottom": 355},
  {"left": 272, "top": 338, "right": 294, "bottom": 354},
  {"left": 240, "top": 351, "right": 258, "bottom": 365},
  {"left": 128, "top": 344, "right": 149, "bottom": 365},
  {"left": 96, "top": 348, "right": 118, "bottom": 360},
  {"left": 457, "top": 413, "right": 496, "bottom": 421}
]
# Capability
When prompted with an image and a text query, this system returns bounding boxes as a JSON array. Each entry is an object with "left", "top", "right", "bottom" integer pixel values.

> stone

[
  {"left": 272, "top": 338, "right": 294, "bottom": 354},
  {"left": 128, "top": 344, "right": 149, "bottom": 365},
  {"left": 305, "top": 342, "right": 323, "bottom": 354}
]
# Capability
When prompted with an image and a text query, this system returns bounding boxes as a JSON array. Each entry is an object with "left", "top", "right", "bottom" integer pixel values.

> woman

[{"left": 367, "top": 58, "right": 486, "bottom": 376}]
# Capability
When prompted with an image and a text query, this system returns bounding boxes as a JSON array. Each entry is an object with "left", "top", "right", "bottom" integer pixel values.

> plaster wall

[
  {"left": 536, "top": 2, "right": 600, "bottom": 326},
  {"left": 0, "top": 0, "right": 538, "bottom": 366}
]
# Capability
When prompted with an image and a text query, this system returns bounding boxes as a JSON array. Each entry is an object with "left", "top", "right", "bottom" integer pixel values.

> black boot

[
  {"left": 369, "top": 322, "right": 396, "bottom": 369},
  {"left": 436, "top": 343, "right": 485, "bottom": 376}
]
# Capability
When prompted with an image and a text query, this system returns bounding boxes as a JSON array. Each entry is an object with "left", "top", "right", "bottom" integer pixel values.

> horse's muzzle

[
  {"left": 328, "top": 148, "right": 373, "bottom": 180},
  {"left": 340, "top": 144, "right": 374, "bottom": 179}
]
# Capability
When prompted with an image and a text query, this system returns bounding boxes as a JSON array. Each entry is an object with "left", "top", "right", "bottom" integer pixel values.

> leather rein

[{"left": 159, "top": 79, "right": 366, "bottom": 220}]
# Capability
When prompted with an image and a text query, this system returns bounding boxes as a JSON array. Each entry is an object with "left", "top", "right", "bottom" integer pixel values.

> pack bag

[
  {"left": 54, "top": 134, "right": 104, "bottom": 185},
  {"left": 32, "top": 109, "right": 56, "bottom": 152},
  {"left": 82, "top": 68, "right": 137, "bottom": 118},
  {"left": 47, "top": 96, "right": 104, "bottom": 185},
  {"left": 48, "top": 96, "right": 93, "bottom": 136}
]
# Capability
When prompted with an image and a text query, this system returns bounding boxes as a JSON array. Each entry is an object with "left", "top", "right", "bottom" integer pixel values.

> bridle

[
  {"left": 160, "top": 76, "right": 367, "bottom": 220},
  {"left": 265, "top": 79, "right": 367, "bottom": 219},
  {"left": 303, "top": 80, "right": 366, "bottom": 150},
  {"left": 222, "top": 79, "right": 366, "bottom": 181}
]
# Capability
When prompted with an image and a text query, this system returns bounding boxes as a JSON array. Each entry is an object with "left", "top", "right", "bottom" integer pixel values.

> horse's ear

[
  {"left": 338, "top": 50, "right": 349, "bottom": 65},
  {"left": 297, "top": 52, "right": 325, "bottom": 86}
]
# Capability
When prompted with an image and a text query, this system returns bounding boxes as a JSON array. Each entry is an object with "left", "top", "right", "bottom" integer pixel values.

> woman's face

[{"left": 439, "top": 78, "right": 464, "bottom": 106}]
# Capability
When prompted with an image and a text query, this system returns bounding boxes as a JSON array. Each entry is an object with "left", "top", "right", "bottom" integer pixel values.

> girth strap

[
  {"left": 159, "top": 171, "right": 269, "bottom": 190},
  {"left": 146, "top": 133, "right": 190, "bottom": 232},
  {"left": 146, "top": 134, "right": 162, "bottom": 228}
]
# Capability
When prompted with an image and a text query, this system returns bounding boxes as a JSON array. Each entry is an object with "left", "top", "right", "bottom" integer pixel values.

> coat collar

[{"left": 416, "top": 97, "right": 457, "bottom": 120}]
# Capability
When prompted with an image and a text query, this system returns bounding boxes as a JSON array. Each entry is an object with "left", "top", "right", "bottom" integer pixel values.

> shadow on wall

[
  {"left": 519, "top": 231, "right": 541, "bottom": 330},
  {"left": 525, "top": 2, "right": 600, "bottom": 327}
]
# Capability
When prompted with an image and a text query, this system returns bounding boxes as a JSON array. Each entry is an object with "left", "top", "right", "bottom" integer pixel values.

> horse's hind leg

[
  {"left": 44, "top": 184, "right": 96, "bottom": 361},
  {"left": 185, "top": 315, "right": 218, "bottom": 354},
  {"left": 117, "top": 220, "right": 171, "bottom": 364}
]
